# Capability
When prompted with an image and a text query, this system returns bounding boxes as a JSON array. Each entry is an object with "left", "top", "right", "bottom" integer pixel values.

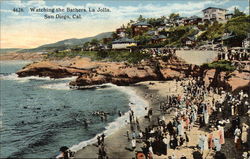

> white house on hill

[
  {"left": 202, "top": 7, "right": 227, "bottom": 23},
  {"left": 112, "top": 38, "right": 137, "bottom": 49}
]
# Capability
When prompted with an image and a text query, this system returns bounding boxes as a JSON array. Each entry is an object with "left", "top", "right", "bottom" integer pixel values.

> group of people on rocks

[{"left": 123, "top": 76, "right": 249, "bottom": 159}]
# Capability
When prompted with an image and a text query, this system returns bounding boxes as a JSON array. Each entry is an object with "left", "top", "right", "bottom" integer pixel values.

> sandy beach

[{"left": 74, "top": 80, "right": 223, "bottom": 159}]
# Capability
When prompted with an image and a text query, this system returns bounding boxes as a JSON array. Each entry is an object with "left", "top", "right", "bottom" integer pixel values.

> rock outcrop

[
  {"left": 16, "top": 61, "right": 89, "bottom": 78},
  {"left": 17, "top": 56, "right": 196, "bottom": 86},
  {"left": 203, "top": 68, "right": 250, "bottom": 92},
  {"left": 16, "top": 56, "right": 249, "bottom": 92}
]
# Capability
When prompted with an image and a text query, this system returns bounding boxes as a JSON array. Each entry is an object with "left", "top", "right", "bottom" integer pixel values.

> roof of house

[
  {"left": 202, "top": 7, "right": 227, "bottom": 12},
  {"left": 151, "top": 35, "right": 167, "bottom": 40},
  {"left": 132, "top": 21, "right": 151, "bottom": 26},
  {"left": 112, "top": 37, "right": 136, "bottom": 44},
  {"left": 158, "top": 35, "right": 167, "bottom": 39},
  {"left": 188, "top": 15, "right": 202, "bottom": 20},
  {"left": 220, "top": 34, "right": 235, "bottom": 41},
  {"left": 183, "top": 36, "right": 196, "bottom": 41},
  {"left": 146, "top": 30, "right": 156, "bottom": 35}
]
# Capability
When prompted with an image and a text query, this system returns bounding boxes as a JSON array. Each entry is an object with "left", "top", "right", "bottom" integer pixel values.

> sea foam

[
  {"left": 40, "top": 82, "right": 71, "bottom": 90},
  {"left": 69, "top": 83, "right": 148, "bottom": 152},
  {"left": 0, "top": 73, "right": 77, "bottom": 83}
]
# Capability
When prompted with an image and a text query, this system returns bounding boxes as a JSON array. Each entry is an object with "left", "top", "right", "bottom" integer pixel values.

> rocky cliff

[
  {"left": 202, "top": 61, "right": 250, "bottom": 92},
  {"left": 16, "top": 57, "right": 249, "bottom": 92}
]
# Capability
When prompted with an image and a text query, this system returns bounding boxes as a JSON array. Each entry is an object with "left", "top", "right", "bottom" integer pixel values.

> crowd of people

[
  {"left": 59, "top": 75, "right": 249, "bottom": 159},
  {"left": 123, "top": 77, "right": 249, "bottom": 159},
  {"left": 140, "top": 48, "right": 177, "bottom": 56},
  {"left": 217, "top": 49, "right": 249, "bottom": 61}
]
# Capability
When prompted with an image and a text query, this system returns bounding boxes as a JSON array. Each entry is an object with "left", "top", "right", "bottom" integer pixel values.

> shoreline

[
  {"left": 73, "top": 80, "right": 185, "bottom": 158},
  {"left": 0, "top": 52, "right": 44, "bottom": 61},
  {"left": 73, "top": 80, "right": 238, "bottom": 159},
  {"left": 2, "top": 59, "right": 248, "bottom": 158},
  {"left": 69, "top": 83, "right": 149, "bottom": 153}
]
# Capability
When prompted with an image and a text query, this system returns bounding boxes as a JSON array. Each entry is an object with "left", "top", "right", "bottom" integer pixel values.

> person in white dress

[{"left": 241, "top": 123, "right": 249, "bottom": 144}]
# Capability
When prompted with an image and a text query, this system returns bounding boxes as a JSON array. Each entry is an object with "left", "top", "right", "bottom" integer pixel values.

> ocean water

[{"left": 0, "top": 61, "right": 148, "bottom": 158}]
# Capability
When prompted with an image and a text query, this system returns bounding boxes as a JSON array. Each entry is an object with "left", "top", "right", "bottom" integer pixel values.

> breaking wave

[{"left": 69, "top": 83, "right": 148, "bottom": 152}]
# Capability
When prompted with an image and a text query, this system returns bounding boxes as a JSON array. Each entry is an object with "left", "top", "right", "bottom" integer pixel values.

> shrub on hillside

[{"left": 201, "top": 60, "right": 236, "bottom": 71}]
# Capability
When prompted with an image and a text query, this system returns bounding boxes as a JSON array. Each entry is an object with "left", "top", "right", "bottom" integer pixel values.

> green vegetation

[
  {"left": 233, "top": 7, "right": 246, "bottom": 18},
  {"left": 198, "top": 22, "right": 224, "bottom": 41},
  {"left": 169, "top": 13, "right": 180, "bottom": 21},
  {"left": 224, "top": 15, "right": 250, "bottom": 46},
  {"left": 202, "top": 60, "right": 236, "bottom": 71},
  {"left": 96, "top": 50, "right": 151, "bottom": 63},
  {"left": 45, "top": 51, "right": 98, "bottom": 59},
  {"left": 134, "top": 35, "right": 152, "bottom": 45},
  {"left": 147, "top": 16, "right": 166, "bottom": 27},
  {"left": 198, "top": 14, "right": 250, "bottom": 47},
  {"left": 165, "top": 25, "right": 195, "bottom": 46},
  {"left": 45, "top": 50, "right": 150, "bottom": 64}
]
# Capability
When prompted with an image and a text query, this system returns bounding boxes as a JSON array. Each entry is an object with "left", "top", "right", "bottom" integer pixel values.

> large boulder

[{"left": 16, "top": 61, "right": 89, "bottom": 78}]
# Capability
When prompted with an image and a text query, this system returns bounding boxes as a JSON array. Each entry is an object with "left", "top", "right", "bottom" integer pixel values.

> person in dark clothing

[
  {"left": 167, "top": 121, "right": 174, "bottom": 136},
  {"left": 141, "top": 143, "right": 149, "bottom": 159},
  {"left": 184, "top": 132, "right": 189, "bottom": 147},
  {"left": 214, "top": 151, "right": 226, "bottom": 159},
  {"left": 97, "top": 136, "right": 101, "bottom": 145},
  {"left": 170, "top": 136, "right": 178, "bottom": 150},
  {"left": 179, "top": 136, "right": 185, "bottom": 147},
  {"left": 101, "top": 133, "right": 105, "bottom": 143},
  {"left": 180, "top": 155, "right": 187, "bottom": 159},
  {"left": 192, "top": 149, "right": 203, "bottom": 159}
]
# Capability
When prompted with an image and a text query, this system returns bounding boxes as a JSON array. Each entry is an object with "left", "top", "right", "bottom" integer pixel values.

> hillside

[
  {"left": 0, "top": 48, "right": 23, "bottom": 54},
  {"left": 17, "top": 32, "right": 112, "bottom": 53}
]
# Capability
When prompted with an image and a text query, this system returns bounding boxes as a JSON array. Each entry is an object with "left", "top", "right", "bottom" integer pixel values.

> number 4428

[{"left": 13, "top": 8, "right": 24, "bottom": 12}]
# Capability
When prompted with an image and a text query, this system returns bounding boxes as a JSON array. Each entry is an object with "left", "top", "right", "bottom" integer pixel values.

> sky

[{"left": 0, "top": 0, "right": 249, "bottom": 49}]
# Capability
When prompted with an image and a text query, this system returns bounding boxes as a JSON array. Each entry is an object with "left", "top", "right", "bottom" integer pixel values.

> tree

[
  {"left": 83, "top": 42, "right": 90, "bottom": 48},
  {"left": 169, "top": 13, "right": 180, "bottom": 21},
  {"left": 127, "top": 20, "right": 135, "bottom": 27},
  {"left": 225, "top": 15, "right": 250, "bottom": 46},
  {"left": 125, "top": 27, "right": 133, "bottom": 38},
  {"left": 197, "top": 22, "right": 224, "bottom": 41},
  {"left": 137, "top": 15, "right": 146, "bottom": 22},
  {"left": 233, "top": 7, "right": 246, "bottom": 18},
  {"left": 147, "top": 18, "right": 164, "bottom": 27},
  {"left": 90, "top": 39, "right": 99, "bottom": 46},
  {"left": 169, "top": 25, "right": 191, "bottom": 42},
  {"left": 134, "top": 35, "right": 151, "bottom": 45},
  {"left": 97, "top": 50, "right": 108, "bottom": 58}
]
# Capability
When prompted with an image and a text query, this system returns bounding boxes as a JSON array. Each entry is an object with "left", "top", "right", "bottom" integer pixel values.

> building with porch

[
  {"left": 112, "top": 38, "right": 137, "bottom": 49},
  {"left": 202, "top": 7, "right": 227, "bottom": 23}
]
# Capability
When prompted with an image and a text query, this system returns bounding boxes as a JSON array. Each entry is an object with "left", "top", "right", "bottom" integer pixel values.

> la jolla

[{"left": 97, "top": 7, "right": 110, "bottom": 12}]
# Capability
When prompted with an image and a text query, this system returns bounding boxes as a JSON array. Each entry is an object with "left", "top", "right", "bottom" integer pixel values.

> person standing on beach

[
  {"left": 97, "top": 136, "right": 101, "bottom": 146},
  {"left": 118, "top": 110, "right": 122, "bottom": 117},
  {"left": 184, "top": 132, "right": 189, "bottom": 147},
  {"left": 234, "top": 126, "right": 241, "bottom": 150},
  {"left": 148, "top": 108, "right": 153, "bottom": 121},
  {"left": 127, "top": 130, "right": 130, "bottom": 141},
  {"left": 98, "top": 144, "right": 107, "bottom": 159},
  {"left": 241, "top": 123, "right": 249, "bottom": 146},
  {"left": 131, "top": 137, "right": 136, "bottom": 150},
  {"left": 101, "top": 133, "right": 105, "bottom": 144}
]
